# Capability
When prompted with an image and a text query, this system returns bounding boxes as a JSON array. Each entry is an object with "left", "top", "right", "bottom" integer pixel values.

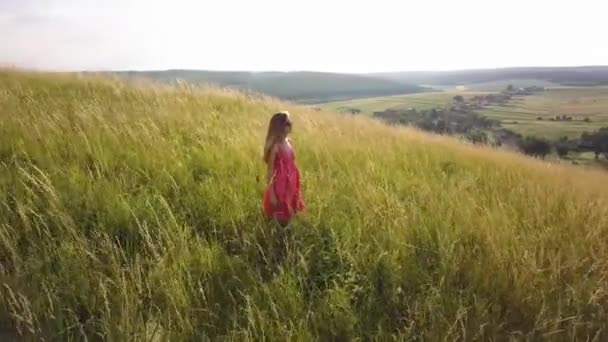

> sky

[{"left": 0, "top": 0, "right": 607, "bottom": 73}]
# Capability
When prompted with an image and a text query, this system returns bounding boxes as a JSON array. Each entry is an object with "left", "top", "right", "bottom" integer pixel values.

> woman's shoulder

[
  {"left": 270, "top": 142, "right": 286, "bottom": 156},
  {"left": 286, "top": 138, "right": 296, "bottom": 149},
  {"left": 274, "top": 142, "right": 294, "bottom": 157}
]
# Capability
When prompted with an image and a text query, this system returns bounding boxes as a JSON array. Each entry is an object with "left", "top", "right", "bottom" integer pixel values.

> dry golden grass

[{"left": 1, "top": 70, "right": 608, "bottom": 340}]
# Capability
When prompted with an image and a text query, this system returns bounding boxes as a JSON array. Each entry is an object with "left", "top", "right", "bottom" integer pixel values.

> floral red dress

[{"left": 263, "top": 144, "right": 305, "bottom": 221}]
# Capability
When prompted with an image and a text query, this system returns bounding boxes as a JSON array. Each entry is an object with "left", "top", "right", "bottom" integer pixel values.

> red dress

[{"left": 263, "top": 144, "right": 305, "bottom": 221}]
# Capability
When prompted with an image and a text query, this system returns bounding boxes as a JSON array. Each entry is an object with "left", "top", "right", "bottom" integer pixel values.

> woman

[{"left": 262, "top": 111, "right": 306, "bottom": 226}]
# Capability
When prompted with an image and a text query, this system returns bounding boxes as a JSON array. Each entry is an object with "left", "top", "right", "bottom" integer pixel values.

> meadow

[{"left": 1, "top": 71, "right": 608, "bottom": 340}]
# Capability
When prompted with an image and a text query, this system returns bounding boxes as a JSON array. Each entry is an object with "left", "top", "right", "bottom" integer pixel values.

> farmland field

[
  {"left": 319, "top": 91, "right": 485, "bottom": 114},
  {"left": 435, "top": 79, "right": 561, "bottom": 92},
  {"left": 479, "top": 87, "right": 608, "bottom": 139},
  {"left": 322, "top": 86, "right": 608, "bottom": 139}
]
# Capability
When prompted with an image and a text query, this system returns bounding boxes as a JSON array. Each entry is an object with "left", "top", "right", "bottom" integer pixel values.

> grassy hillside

[
  {"left": 1, "top": 71, "right": 608, "bottom": 340},
  {"left": 372, "top": 66, "right": 608, "bottom": 86},
  {"left": 110, "top": 70, "right": 426, "bottom": 103}
]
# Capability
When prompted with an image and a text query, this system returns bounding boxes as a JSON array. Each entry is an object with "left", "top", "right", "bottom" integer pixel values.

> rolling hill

[
  {"left": 109, "top": 70, "right": 427, "bottom": 103},
  {"left": 1, "top": 71, "right": 608, "bottom": 340},
  {"left": 372, "top": 66, "right": 608, "bottom": 86}
]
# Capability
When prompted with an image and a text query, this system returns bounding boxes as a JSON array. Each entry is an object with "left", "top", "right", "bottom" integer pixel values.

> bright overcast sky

[{"left": 0, "top": 0, "right": 607, "bottom": 73}]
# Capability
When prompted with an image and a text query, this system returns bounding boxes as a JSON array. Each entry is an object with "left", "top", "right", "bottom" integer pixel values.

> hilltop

[
  {"left": 108, "top": 70, "right": 426, "bottom": 103},
  {"left": 1, "top": 71, "right": 608, "bottom": 340}
]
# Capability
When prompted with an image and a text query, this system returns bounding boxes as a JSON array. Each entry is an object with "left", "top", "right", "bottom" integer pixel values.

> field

[
  {"left": 2, "top": 71, "right": 608, "bottom": 340},
  {"left": 479, "top": 87, "right": 608, "bottom": 139},
  {"left": 434, "top": 79, "right": 561, "bottom": 92},
  {"left": 319, "top": 91, "right": 481, "bottom": 114},
  {"left": 322, "top": 86, "right": 608, "bottom": 139}
]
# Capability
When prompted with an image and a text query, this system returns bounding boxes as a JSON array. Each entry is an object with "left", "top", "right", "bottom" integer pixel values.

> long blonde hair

[{"left": 263, "top": 111, "right": 291, "bottom": 164}]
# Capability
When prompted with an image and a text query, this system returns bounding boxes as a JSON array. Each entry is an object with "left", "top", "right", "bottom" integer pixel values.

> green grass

[
  {"left": 479, "top": 87, "right": 608, "bottom": 139},
  {"left": 319, "top": 91, "right": 483, "bottom": 114},
  {"left": 2, "top": 71, "right": 608, "bottom": 340}
]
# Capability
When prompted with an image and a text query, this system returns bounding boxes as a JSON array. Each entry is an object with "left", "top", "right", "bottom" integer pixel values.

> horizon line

[{"left": 3, "top": 64, "right": 608, "bottom": 75}]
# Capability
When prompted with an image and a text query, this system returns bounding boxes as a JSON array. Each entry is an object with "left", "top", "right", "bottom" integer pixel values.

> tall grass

[{"left": 1, "top": 71, "right": 608, "bottom": 340}]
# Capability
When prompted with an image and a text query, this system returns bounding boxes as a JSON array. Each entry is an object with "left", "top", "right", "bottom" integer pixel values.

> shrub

[{"left": 519, "top": 136, "right": 552, "bottom": 158}]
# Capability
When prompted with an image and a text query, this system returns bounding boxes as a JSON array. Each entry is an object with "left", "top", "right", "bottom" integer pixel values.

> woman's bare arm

[
  {"left": 267, "top": 144, "right": 279, "bottom": 205},
  {"left": 267, "top": 144, "right": 278, "bottom": 183}
]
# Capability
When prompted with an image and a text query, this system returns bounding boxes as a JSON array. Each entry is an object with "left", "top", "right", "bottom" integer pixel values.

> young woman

[{"left": 262, "top": 111, "right": 305, "bottom": 226}]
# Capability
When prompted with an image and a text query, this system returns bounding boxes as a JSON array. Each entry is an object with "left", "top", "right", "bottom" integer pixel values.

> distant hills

[
  {"left": 111, "top": 70, "right": 427, "bottom": 103},
  {"left": 370, "top": 66, "right": 608, "bottom": 87},
  {"left": 107, "top": 66, "right": 608, "bottom": 104}
]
